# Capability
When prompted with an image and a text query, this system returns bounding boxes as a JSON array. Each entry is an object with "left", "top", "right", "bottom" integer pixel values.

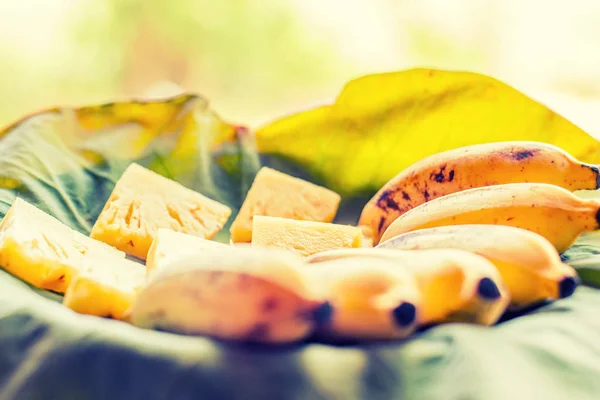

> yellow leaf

[
  {"left": 75, "top": 94, "right": 202, "bottom": 132},
  {"left": 256, "top": 69, "right": 600, "bottom": 194}
]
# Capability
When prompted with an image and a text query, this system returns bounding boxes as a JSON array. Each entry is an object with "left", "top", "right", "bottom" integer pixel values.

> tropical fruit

[
  {"left": 90, "top": 163, "right": 231, "bottom": 260},
  {"left": 378, "top": 225, "right": 579, "bottom": 309},
  {"left": 63, "top": 254, "right": 146, "bottom": 320},
  {"left": 131, "top": 246, "right": 332, "bottom": 343},
  {"left": 251, "top": 215, "right": 363, "bottom": 257},
  {"left": 379, "top": 183, "right": 600, "bottom": 252},
  {"left": 146, "top": 228, "right": 226, "bottom": 275},
  {"left": 230, "top": 167, "right": 341, "bottom": 243},
  {"left": 360, "top": 141, "right": 600, "bottom": 244},
  {"left": 0, "top": 197, "right": 124, "bottom": 292},
  {"left": 304, "top": 256, "right": 421, "bottom": 340},
  {"left": 307, "top": 248, "right": 509, "bottom": 326}
]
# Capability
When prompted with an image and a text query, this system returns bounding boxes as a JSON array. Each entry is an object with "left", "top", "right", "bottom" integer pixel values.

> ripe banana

[
  {"left": 378, "top": 225, "right": 579, "bottom": 309},
  {"left": 360, "top": 141, "right": 600, "bottom": 244},
  {"left": 130, "top": 246, "right": 332, "bottom": 344},
  {"left": 307, "top": 248, "right": 509, "bottom": 327},
  {"left": 302, "top": 256, "right": 421, "bottom": 341},
  {"left": 379, "top": 182, "right": 600, "bottom": 252}
]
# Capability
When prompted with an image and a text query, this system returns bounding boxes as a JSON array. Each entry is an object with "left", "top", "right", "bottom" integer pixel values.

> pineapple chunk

[
  {"left": 147, "top": 228, "right": 227, "bottom": 275},
  {"left": 230, "top": 167, "right": 341, "bottom": 243},
  {"left": 0, "top": 198, "right": 124, "bottom": 293},
  {"left": 251, "top": 216, "right": 363, "bottom": 257},
  {"left": 90, "top": 163, "right": 232, "bottom": 260},
  {"left": 63, "top": 254, "right": 146, "bottom": 319},
  {"left": 360, "top": 225, "right": 374, "bottom": 248}
]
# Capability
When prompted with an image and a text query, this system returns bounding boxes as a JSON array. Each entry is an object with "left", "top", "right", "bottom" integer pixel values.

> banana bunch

[
  {"left": 130, "top": 246, "right": 333, "bottom": 344},
  {"left": 350, "top": 141, "right": 591, "bottom": 326},
  {"left": 306, "top": 248, "right": 509, "bottom": 329},
  {"left": 360, "top": 141, "right": 600, "bottom": 245},
  {"left": 378, "top": 225, "right": 579, "bottom": 309},
  {"left": 132, "top": 245, "right": 510, "bottom": 342}
]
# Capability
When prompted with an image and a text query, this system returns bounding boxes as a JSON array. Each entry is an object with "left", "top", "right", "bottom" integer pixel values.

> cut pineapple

[
  {"left": 251, "top": 216, "right": 363, "bottom": 257},
  {"left": 63, "top": 254, "right": 146, "bottom": 320},
  {"left": 90, "top": 163, "right": 232, "bottom": 260},
  {"left": 0, "top": 197, "right": 124, "bottom": 293},
  {"left": 360, "top": 225, "right": 374, "bottom": 248},
  {"left": 230, "top": 167, "right": 341, "bottom": 243},
  {"left": 146, "top": 228, "right": 227, "bottom": 275}
]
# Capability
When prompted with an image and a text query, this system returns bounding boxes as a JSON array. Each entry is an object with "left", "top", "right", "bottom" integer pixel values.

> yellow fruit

[
  {"left": 0, "top": 197, "right": 124, "bottom": 292},
  {"left": 63, "top": 254, "right": 146, "bottom": 320},
  {"left": 251, "top": 215, "right": 363, "bottom": 257},
  {"left": 90, "top": 163, "right": 231, "bottom": 260},
  {"left": 146, "top": 228, "right": 226, "bottom": 276},
  {"left": 304, "top": 256, "right": 421, "bottom": 340},
  {"left": 360, "top": 225, "right": 374, "bottom": 248},
  {"left": 131, "top": 247, "right": 332, "bottom": 344},
  {"left": 379, "top": 183, "right": 600, "bottom": 252},
  {"left": 307, "top": 248, "right": 509, "bottom": 326},
  {"left": 378, "top": 225, "right": 579, "bottom": 309},
  {"left": 360, "top": 142, "right": 600, "bottom": 244},
  {"left": 230, "top": 167, "right": 341, "bottom": 243}
]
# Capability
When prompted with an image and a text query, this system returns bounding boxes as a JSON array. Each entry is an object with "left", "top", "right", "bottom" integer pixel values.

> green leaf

[
  {"left": 1, "top": 267, "right": 600, "bottom": 399},
  {"left": 256, "top": 69, "right": 600, "bottom": 195},
  {"left": 1, "top": 72, "right": 600, "bottom": 399},
  {"left": 562, "top": 234, "right": 600, "bottom": 288}
]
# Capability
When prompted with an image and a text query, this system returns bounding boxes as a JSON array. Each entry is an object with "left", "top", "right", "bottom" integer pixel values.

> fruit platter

[{"left": 2, "top": 69, "right": 600, "bottom": 400}]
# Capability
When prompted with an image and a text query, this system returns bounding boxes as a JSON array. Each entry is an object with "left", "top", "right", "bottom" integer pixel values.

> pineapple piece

[
  {"left": 230, "top": 167, "right": 341, "bottom": 243},
  {"left": 0, "top": 198, "right": 124, "bottom": 293},
  {"left": 90, "top": 163, "right": 232, "bottom": 260},
  {"left": 251, "top": 216, "right": 363, "bottom": 257},
  {"left": 63, "top": 254, "right": 146, "bottom": 320},
  {"left": 147, "top": 228, "right": 227, "bottom": 275},
  {"left": 360, "top": 225, "right": 374, "bottom": 248}
]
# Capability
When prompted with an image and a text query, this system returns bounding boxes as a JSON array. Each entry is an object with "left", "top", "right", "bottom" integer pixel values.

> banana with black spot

[
  {"left": 379, "top": 182, "right": 600, "bottom": 253},
  {"left": 360, "top": 141, "right": 600, "bottom": 244}
]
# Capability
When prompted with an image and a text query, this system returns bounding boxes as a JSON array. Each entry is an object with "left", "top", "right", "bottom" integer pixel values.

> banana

[
  {"left": 378, "top": 225, "right": 579, "bottom": 309},
  {"left": 379, "top": 182, "right": 600, "bottom": 252},
  {"left": 130, "top": 246, "right": 332, "bottom": 344},
  {"left": 307, "top": 248, "right": 509, "bottom": 327},
  {"left": 359, "top": 141, "right": 600, "bottom": 244},
  {"left": 303, "top": 256, "right": 422, "bottom": 341}
]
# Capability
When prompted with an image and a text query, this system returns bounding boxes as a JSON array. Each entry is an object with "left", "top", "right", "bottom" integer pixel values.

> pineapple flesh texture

[
  {"left": 63, "top": 253, "right": 146, "bottom": 320},
  {"left": 230, "top": 167, "right": 342, "bottom": 243},
  {"left": 252, "top": 216, "right": 363, "bottom": 257},
  {"left": 0, "top": 198, "right": 124, "bottom": 293},
  {"left": 146, "top": 228, "right": 227, "bottom": 276},
  {"left": 90, "top": 163, "right": 232, "bottom": 260}
]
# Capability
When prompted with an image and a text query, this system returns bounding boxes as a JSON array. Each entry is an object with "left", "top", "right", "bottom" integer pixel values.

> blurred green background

[{"left": 1, "top": 0, "right": 600, "bottom": 135}]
